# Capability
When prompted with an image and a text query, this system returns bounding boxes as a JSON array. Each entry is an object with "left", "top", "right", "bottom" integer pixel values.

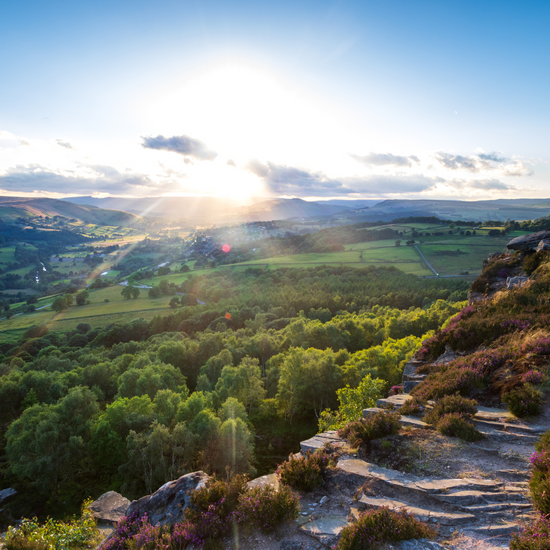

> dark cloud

[
  {"left": 350, "top": 152, "right": 420, "bottom": 168},
  {"left": 0, "top": 164, "right": 178, "bottom": 195},
  {"left": 141, "top": 134, "right": 217, "bottom": 161},
  {"left": 478, "top": 152, "right": 507, "bottom": 163},
  {"left": 56, "top": 139, "right": 74, "bottom": 150},
  {"left": 434, "top": 152, "right": 480, "bottom": 172},
  {"left": 445, "top": 178, "right": 516, "bottom": 192}
]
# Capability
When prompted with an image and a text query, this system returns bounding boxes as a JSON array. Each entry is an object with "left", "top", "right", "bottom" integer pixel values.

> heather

[
  {"left": 510, "top": 515, "right": 550, "bottom": 550},
  {"left": 335, "top": 507, "right": 436, "bottom": 550},
  {"left": 338, "top": 410, "right": 401, "bottom": 447},
  {"left": 435, "top": 413, "right": 483, "bottom": 442},
  {"left": 276, "top": 449, "right": 332, "bottom": 492},
  {"left": 423, "top": 394, "right": 478, "bottom": 425}
]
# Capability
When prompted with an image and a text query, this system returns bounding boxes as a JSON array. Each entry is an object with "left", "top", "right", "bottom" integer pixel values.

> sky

[{"left": 0, "top": 0, "right": 549, "bottom": 202}]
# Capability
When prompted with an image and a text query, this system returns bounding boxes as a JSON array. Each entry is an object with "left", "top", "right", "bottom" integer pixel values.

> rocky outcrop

[
  {"left": 0, "top": 488, "right": 16, "bottom": 505},
  {"left": 126, "top": 471, "right": 209, "bottom": 526},
  {"left": 89, "top": 491, "right": 131, "bottom": 524},
  {"left": 507, "top": 230, "right": 550, "bottom": 252}
]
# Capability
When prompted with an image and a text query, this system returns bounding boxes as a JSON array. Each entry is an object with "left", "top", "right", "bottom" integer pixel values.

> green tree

[
  {"left": 52, "top": 296, "right": 68, "bottom": 312},
  {"left": 169, "top": 297, "right": 180, "bottom": 309},
  {"left": 75, "top": 290, "right": 89, "bottom": 306},
  {"left": 149, "top": 286, "right": 162, "bottom": 299},
  {"left": 131, "top": 286, "right": 140, "bottom": 299},
  {"left": 121, "top": 286, "right": 133, "bottom": 300}
]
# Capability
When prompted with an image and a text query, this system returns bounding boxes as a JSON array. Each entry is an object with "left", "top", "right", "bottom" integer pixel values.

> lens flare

[
  {"left": 225, "top": 312, "right": 231, "bottom": 320},
  {"left": 222, "top": 244, "right": 231, "bottom": 253}
]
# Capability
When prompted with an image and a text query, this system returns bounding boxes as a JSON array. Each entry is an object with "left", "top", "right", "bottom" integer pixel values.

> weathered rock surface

[
  {"left": 506, "top": 276, "right": 529, "bottom": 289},
  {"left": 507, "top": 230, "right": 550, "bottom": 251},
  {"left": 0, "top": 488, "right": 17, "bottom": 504},
  {"left": 126, "top": 471, "right": 209, "bottom": 525},
  {"left": 90, "top": 491, "right": 131, "bottom": 523}
]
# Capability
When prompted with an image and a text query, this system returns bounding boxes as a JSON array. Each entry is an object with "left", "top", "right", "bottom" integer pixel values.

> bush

[
  {"left": 6, "top": 499, "right": 99, "bottom": 550},
  {"left": 276, "top": 449, "right": 331, "bottom": 492},
  {"left": 399, "top": 397, "right": 424, "bottom": 416},
  {"left": 4, "top": 536, "right": 49, "bottom": 550},
  {"left": 522, "top": 370, "right": 544, "bottom": 385},
  {"left": 338, "top": 411, "right": 401, "bottom": 447},
  {"left": 536, "top": 429, "right": 550, "bottom": 453},
  {"left": 336, "top": 507, "right": 436, "bottom": 550},
  {"left": 424, "top": 394, "right": 478, "bottom": 425},
  {"left": 502, "top": 384, "right": 543, "bottom": 417},
  {"left": 529, "top": 450, "right": 550, "bottom": 514},
  {"left": 235, "top": 485, "right": 299, "bottom": 533},
  {"left": 511, "top": 515, "right": 550, "bottom": 550},
  {"left": 435, "top": 413, "right": 483, "bottom": 442}
]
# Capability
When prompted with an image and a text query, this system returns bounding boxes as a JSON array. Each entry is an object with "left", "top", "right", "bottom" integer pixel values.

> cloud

[
  {"left": 0, "top": 164, "right": 179, "bottom": 196},
  {"left": 342, "top": 174, "right": 440, "bottom": 195},
  {"left": 435, "top": 151, "right": 533, "bottom": 177},
  {"left": 440, "top": 178, "right": 517, "bottom": 192},
  {"left": 350, "top": 152, "right": 420, "bottom": 168},
  {"left": 226, "top": 159, "right": 236, "bottom": 167},
  {"left": 56, "top": 139, "right": 74, "bottom": 150},
  {"left": 141, "top": 134, "right": 217, "bottom": 161}
]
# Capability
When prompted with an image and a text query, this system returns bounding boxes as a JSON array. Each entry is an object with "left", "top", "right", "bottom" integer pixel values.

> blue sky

[{"left": 0, "top": 0, "right": 548, "bottom": 200}]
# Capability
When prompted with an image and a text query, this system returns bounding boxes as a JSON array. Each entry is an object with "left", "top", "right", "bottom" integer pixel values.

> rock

[
  {"left": 506, "top": 276, "right": 529, "bottom": 289},
  {"left": 126, "top": 471, "right": 209, "bottom": 525},
  {"left": 0, "top": 488, "right": 17, "bottom": 504},
  {"left": 248, "top": 473, "right": 279, "bottom": 491},
  {"left": 280, "top": 541, "right": 303, "bottom": 550},
  {"left": 507, "top": 230, "right": 550, "bottom": 252},
  {"left": 300, "top": 514, "right": 348, "bottom": 537},
  {"left": 537, "top": 240, "right": 550, "bottom": 252},
  {"left": 319, "top": 496, "right": 329, "bottom": 505},
  {"left": 90, "top": 491, "right": 131, "bottom": 524}
]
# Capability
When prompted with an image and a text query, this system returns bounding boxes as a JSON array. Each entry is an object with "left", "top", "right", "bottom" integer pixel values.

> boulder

[
  {"left": 506, "top": 276, "right": 529, "bottom": 289},
  {"left": 0, "top": 488, "right": 17, "bottom": 504},
  {"left": 126, "top": 471, "right": 209, "bottom": 525},
  {"left": 507, "top": 230, "right": 550, "bottom": 252},
  {"left": 537, "top": 240, "right": 550, "bottom": 252},
  {"left": 89, "top": 491, "right": 131, "bottom": 524}
]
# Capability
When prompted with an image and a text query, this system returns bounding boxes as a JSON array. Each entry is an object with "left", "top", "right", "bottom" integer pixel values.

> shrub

[
  {"left": 336, "top": 507, "right": 436, "bottom": 550},
  {"left": 276, "top": 449, "right": 331, "bottom": 492},
  {"left": 399, "top": 397, "right": 424, "bottom": 416},
  {"left": 100, "top": 513, "right": 146, "bottom": 550},
  {"left": 436, "top": 413, "right": 483, "bottom": 442},
  {"left": 235, "top": 485, "right": 299, "bottom": 532},
  {"left": 529, "top": 450, "right": 550, "bottom": 514},
  {"left": 4, "top": 536, "right": 49, "bottom": 550},
  {"left": 536, "top": 429, "right": 550, "bottom": 453},
  {"left": 502, "top": 384, "right": 543, "bottom": 417},
  {"left": 338, "top": 410, "right": 401, "bottom": 447},
  {"left": 511, "top": 515, "right": 550, "bottom": 550},
  {"left": 6, "top": 499, "right": 99, "bottom": 550},
  {"left": 522, "top": 370, "right": 544, "bottom": 385},
  {"left": 424, "top": 394, "right": 478, "bottom": 425}
]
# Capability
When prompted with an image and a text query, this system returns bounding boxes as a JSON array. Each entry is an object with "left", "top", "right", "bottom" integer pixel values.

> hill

[
  {"left": 64, "top": 196, "right": 349, "bottom": 222},
  {"left": 335, "top": 198, "right": 550, "bottom": 223},
  {"left": 0, "top": 197, "right": 141, "bottom": 226}
]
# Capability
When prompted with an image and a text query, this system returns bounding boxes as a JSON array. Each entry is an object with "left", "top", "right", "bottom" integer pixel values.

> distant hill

[
  {"left": 64, "top": 196, "right": 350, "bottom": 222},
  {"left": 334, "top": 198, "right": 550, "bottom": 223},
  {"left": 0, "top": 197, "right": 141, "bottom": 226}
]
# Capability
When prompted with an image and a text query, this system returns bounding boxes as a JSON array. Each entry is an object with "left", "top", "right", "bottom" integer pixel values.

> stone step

[
  {"left": 475, "top": 427, "right": 539, "bottom": 444},
  {"left": 416, "top": 478, "right": 504, "bottom": 494},
  {"left": 355, "top": 496, "right": 475, "bottom": 527},
  {"left": 466, "top": 502, "right": 532, "bottom": 514},
  {"left": 472, "top": 416, "right": 542, "bottom": 436},
  {"left": 467, "top": 523, "right": 522, "bottom": 537},
  {"left": 404, "top": 380, "right": 422, "bottom": 393},
  {"left": 377, "top": 394, "right": 413, "bottom": 409},
  {"left": 436, "top": 490, "right": 509, "bottom": 506},
  {"left": 300, "top": 431, "right": 346, "bottom": 453},
  {"left": 363, "top": 408, "right": 429, "bottom": 429},
  {"left": 495, "top": 469, "right": 529, "bottom": 481}
]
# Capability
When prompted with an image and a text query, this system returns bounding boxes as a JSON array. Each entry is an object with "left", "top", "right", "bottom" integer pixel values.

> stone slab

[
  {"left": 469, "top": 523, "right": 522, "bottom": 536},
  {"left": 436, "top": 490, "right": 507, "bottom": 506},
  {"left": 300, "top": 514, "right": 348, "bottom": 536},
  {"left": 404, "top": 380, "right": 421, "bottom": 393},
  {"left": 300, "top": 431, "right": 345, "bottom": 453},
  {"left": 362, "top": 408, "right": 428, "bottom": 429},
  {"left": 89, "top": 491, "right": 131, "bottom": 524},
  {"left": 248, "top": 473, "right": 279, "bottom": 491},
  {"left": 358, "top": 495, "right": 475, "bottom": 526},
  {"left": 337, "top": 458, "right": 421, "bottom": 490},
  {"left": 377, "top": 394, "right": 412, "bottom": 409},
  {"left": 415, "top": 478, "right": 503, "bottom": 494},
  {"left": 0, "top": 488, "right": 16, "bottom": 503}
]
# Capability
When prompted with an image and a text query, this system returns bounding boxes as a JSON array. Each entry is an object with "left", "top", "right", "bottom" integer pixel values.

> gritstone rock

[
  {"left": 89, "top": 491, "right": 131, "bottom": 523},
  {"left": 507, "top": 230, "right": 550, "bottom": 252},
  {"left": 126, "top": 471, "right": 209, "bottom": 525}
]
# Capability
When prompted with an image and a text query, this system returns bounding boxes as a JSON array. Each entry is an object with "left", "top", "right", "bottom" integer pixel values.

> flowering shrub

[
  {"left": 4, "top": 536, "right": 49, "bottom": 550},
  {"left": 511, "top": 514, "right": 550, "bottom": 550},
  {"left": 399, "top": 397, "right": 424, "bottom": 416},
  {"left": 529, "top": 450, "right": 550, "bottom": 514},
  {"left": 522, "top": 370, "right": 545, "bottom": 385},
  {"left": 502, "top": 385, "right": 543, "bottom": 417},
  {"left": 435, "top": 413, "right": 483, "bottom": 442},
  {"left": 101, "top": 513, "right": 152, "bottom": 550},
  {"left": 423, "top": 394, "right": 478, "bottom": 425},
  {"left": 502, "top": 319, "right": 532, "bottom": 331},
  {"left": 338, "top": 410, "right": 401, "bottom": 447},
  {"left": 335, "top": 507, "right": 436, "bottom": 550},
  {"left": 6, "top": 498, "right": 99, "bottom": 550},
  {"left": 276, "top": 449, "right": 331, "bottom": 492},
  {"left": 235, "top": 485, "right": 299, "bottom": 533}
]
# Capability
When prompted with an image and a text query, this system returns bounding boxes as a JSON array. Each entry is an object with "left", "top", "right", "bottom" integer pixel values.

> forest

[{"left": 0, "top": 265, "right": 469, "bottom": 520}]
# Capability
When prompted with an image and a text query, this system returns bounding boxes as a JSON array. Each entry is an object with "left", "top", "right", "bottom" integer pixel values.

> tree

[
  {"left": 149, "top": 286, "right": 162, "bottom": 299},
  {"left": 121, "top": 286, "right": 133, "bottom": 300},
  {"left": 131, "top": 287, "right": 140, "bottom": 299},
  {"left": 180, "top": 265, "right": 190, "bottom": 273},
  {"left": 159, "top": 280, "right": 170, "bottom": 295},
  {"left": 76, "top": 290, "right": 89, "bottom": 306},
  {"left": 52, "top": 296, "right": 68, "bottom": 312},
  {"left": 394, "top": 240, "right": 401, "bottom": 247},
  {"left": 169, "top": 297, "right": 180, "bottom": 309}
]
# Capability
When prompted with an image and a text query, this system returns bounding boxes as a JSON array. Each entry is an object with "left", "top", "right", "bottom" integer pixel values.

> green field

[{"left": 0, "top": 284, "right": 186, "bottom": 343}]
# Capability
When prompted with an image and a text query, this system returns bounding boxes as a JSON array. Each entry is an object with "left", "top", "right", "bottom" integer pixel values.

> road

[{"left": 414, "top": 245, "right": 439, "bottom": 276}]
